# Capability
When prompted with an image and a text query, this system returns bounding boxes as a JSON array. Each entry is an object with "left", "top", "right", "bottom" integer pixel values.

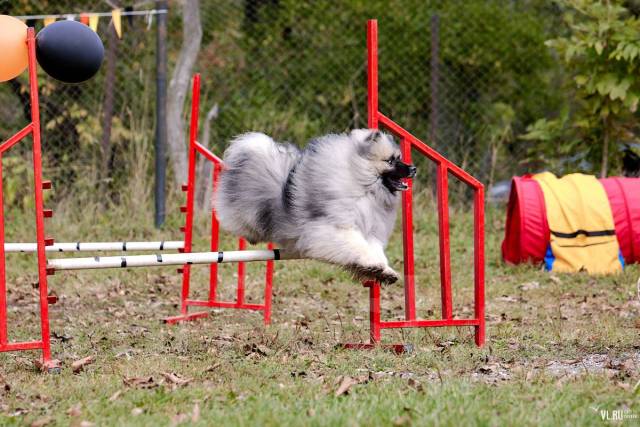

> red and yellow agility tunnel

[{"left": 502, "top": 173, "right": 640, "bottom": 274}]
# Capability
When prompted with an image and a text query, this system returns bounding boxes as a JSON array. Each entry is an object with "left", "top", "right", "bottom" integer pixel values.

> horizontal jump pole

[
  {"left": 47, "top": 249, "right": 292, "bottom": 271},
  {"left": 4, "top": 241, "right": 184, "bottom": 253}
]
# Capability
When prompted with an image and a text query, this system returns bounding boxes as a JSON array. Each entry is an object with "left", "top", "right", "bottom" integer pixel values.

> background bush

[{"left": 1, "top": 0, "right": 637, "bottom": 214}]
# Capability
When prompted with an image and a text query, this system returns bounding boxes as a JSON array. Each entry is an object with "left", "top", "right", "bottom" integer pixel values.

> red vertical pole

[
  {"left": 367, "top": 20, "right": 382, "bottom": 343},
  {"left": 263, "top": 242, "right": 274, "bottom": 325},
  {"left": 208, "top": 164, "right": 221, "bottom": 302},
  {"left": 180, "top": 74, "right": 201, "bottom": 315},
  {"left": 28, "top": 29, "right": 52, "bottom": 363},
  {"left": 367, "top": 20, "right": 379, "bottom": 130},
  {"left": 0, "top": 157, "right": 6, "bottom": 347},
  {"left": 400, "top": 137, "right": 416, "bottom": 320},
  {"left": 367, "top": 282, "right": 381, "bottom": 343},
  {"left": 236, "top": 238, "right": 246, "bottom": 305},
  {"left": 437, "top": 163, "right": 452, "bottom": 320},
  {"left": 474, "top": 186, "right": 485, "bottom": 346}
]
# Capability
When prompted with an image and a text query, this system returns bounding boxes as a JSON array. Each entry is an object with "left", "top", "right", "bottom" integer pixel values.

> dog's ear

[
  {"left": 350, "top": 129, "right": 374, "bottom": 142},
  {"left": 365, "top": 130, "right": 381, "bottom": 143}
]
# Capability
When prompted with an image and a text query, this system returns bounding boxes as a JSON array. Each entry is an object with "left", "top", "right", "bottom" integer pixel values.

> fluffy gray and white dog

[{"left": 214, "top": 129, "right": 416, "bottom": 284}]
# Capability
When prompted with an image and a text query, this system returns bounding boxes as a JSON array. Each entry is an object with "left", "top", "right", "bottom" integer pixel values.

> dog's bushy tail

[{"left": 214, "top": 132, "right": 300, "bottom": 244}]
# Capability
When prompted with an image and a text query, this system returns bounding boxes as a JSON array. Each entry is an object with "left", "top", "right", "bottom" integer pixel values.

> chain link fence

[
  {"left": 0, "top": 0, "right": 565, "bottom": 212},
  {"left": 0, "top": 0, "right": 161, "bottom": 212}
]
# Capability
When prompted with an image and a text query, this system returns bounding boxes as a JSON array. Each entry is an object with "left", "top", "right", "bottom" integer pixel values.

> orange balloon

[{"left": 0, "top": 15, "right": 28, "bottom": 82}]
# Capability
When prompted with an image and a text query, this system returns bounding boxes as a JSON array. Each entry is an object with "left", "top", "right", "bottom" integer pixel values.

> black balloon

[{"left": 36, "top": 20, "right": 104, "bottom": 84}]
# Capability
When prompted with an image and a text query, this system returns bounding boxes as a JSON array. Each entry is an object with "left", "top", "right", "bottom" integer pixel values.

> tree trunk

[
  {"left": 601, "top": 116, "right": 610, "bottom": 178},
  {"left": 488, "top": 142, "right": 498, "bottom": 192},
  {"left": 196, "top": 104, "right": 219, "bottom": 210},
  {"left": 101, "top": 18, "right": 119, "bottom": 183},
  {"left": 166, "top": 0, "right": 202, "bottom": 185}
]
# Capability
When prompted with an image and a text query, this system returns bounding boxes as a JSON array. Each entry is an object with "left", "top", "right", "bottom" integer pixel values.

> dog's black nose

[{"left": 408, "top": 166, "right": 417, "bottom": 178}]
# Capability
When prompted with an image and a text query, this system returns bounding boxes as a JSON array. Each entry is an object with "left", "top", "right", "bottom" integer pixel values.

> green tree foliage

[
  {"left": 1, "top": 0, "right": 158, "bottom": 203},
  {"left": 198, "top": 0, "right": 562, "bottom": 183},
  {"left": 523, "top": 0, "right": 640, "bottom": 176},
  {"left": 0, "top": 0, "right": 569, "bottom": 209}
]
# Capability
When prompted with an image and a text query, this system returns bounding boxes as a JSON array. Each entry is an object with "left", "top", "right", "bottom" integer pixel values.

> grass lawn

[{"left": 0, "top": 194, "right": 638, "bottom": 426}]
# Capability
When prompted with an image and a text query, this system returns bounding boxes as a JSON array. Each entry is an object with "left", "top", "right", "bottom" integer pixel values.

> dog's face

[{"left": 351, "top": 129, "right": 417, "bottom": 193}]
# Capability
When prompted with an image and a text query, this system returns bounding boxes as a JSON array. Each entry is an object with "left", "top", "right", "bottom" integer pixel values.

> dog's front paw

[
  {"left": 346, "top": 264, "right": 399, "bottom": 285},
  {"left": 377, "top": 267, "right": 399, "bottom": 285}
]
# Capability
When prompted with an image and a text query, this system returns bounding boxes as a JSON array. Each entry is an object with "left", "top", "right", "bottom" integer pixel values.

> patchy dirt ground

[{"left": 0, "top": 207, "right": 638, "bottom": 426}]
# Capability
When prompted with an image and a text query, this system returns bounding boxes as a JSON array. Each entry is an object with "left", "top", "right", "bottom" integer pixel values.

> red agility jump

[
  {"left": 0, "top": 21, "right": 485, "bottom": 370},
  {"left": 164, "top": 73, "right": 276, "bottom": 326},
  {"left": 0, "top": 28, "right": 55, "bottom": 369},
  {"left": 165, "top": 20, "right": 485, "bottom": 350},
  {"left": 0, "top": 29, "right": 276, "bottom": 370},
  {"left": 343, "top": 20, "right": 485, "bottom": 350}
]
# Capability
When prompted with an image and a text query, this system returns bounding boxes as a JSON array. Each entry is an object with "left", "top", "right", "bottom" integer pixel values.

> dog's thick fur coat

[{"left": 214, "top": 129, "right": 415, "bottom": 284}]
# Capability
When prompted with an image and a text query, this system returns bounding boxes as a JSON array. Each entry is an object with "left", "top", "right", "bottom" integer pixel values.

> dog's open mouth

[
  {"left": 382, "top": 164, "right": 416, "bottom": 193},
  {"left": 395, "top": 180, "right": 409, "bottom": 191},
  {"left": 385, "top": 177, "right": 409, "bottom": 192}
]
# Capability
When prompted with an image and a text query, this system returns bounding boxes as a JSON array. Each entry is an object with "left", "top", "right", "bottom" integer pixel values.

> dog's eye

[{"left": 386, "top": 158, "right": 394, "bottom": 165}]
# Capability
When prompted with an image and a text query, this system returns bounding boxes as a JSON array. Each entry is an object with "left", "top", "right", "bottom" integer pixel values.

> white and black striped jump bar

[
  {"left": 4, "top": 241, "right": 185, "bottom": 253},
  {"left": 47, "top": 249, "right": 287, "bottom": 271}
]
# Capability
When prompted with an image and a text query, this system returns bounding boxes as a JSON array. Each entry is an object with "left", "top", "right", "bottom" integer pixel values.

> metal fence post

[
  {"left": 155, "top": 0, "right": 168, "bottom": 227},
  {"left": 429, "top": 14, "right": 439, "bottom": 151}
]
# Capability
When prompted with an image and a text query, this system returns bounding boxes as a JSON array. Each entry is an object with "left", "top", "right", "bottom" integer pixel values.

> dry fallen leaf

[
  {"left": 0, "top": 374, "right": 9, "bottom": 394},
  {"left": 34, "top": 359, "right": 61, "bottom": 373},
  {"left": 477, "top": 365, "right": 496, "bottom": 374},
  {"left": 191, "top": 403, "right": 200, "bottom": 423},
  {"left": 436, "top": 340, "right": 456, "bottom": 349},
  {"left": 123, "top": 377, "right": 157, "bottom": 389},
  {"left": 108, "top": 390, "right": 122, "bottom": 402},
  {"left": 334, "top": 375, "right": 368, "bottom": 396},
  {"left": 9, "top": 407, "right": 29, "bottom": 417},
  {"left": 496, "top": 295, "right": 519, "bottom": 303},
  {"left": 519, "top": 281, "right": 540, "bottom": 291},
  {"left": 619, "top": 358, "right": 637, "bottom": 376},
  {"left": 131, "top": 408, "right": 144, "bottom": 416},
  {"left": 243, "top": 343, "right": 272, "bottom": 357},
  {"left": 616, "top": 381, "right": 631, "bottom": 390},
  {"left": 72, "top": 356, "right": 95, "bottom": 374},
  {"left": 162, "top": 372, "right": 191, "bottom": 387},
  {"left": 407, "top": 378, "right": 423, "bottom": 392},
  {"left": 549, "top": 275, "right": 562, "bottom": 285},
  {"left": 67, "top": 404, "right": 82, "bottom": 417},
  {"left": 205, "top": 363, "right": 221, "bottom": 373},
  {"left": 30, "top": 417, "right": 52, "bottom": 427},
  {"left": 171, "top": 413, "right": 189, "bottom": 427},
  {"left": 335, "top": 376, "right": 359, "bottom": 396},
  {"left": 392, "top": 414, "right": 412, "bottom": 426},
  {"left": 52, "top": 331, "right": 72, "bottom": 342}
]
